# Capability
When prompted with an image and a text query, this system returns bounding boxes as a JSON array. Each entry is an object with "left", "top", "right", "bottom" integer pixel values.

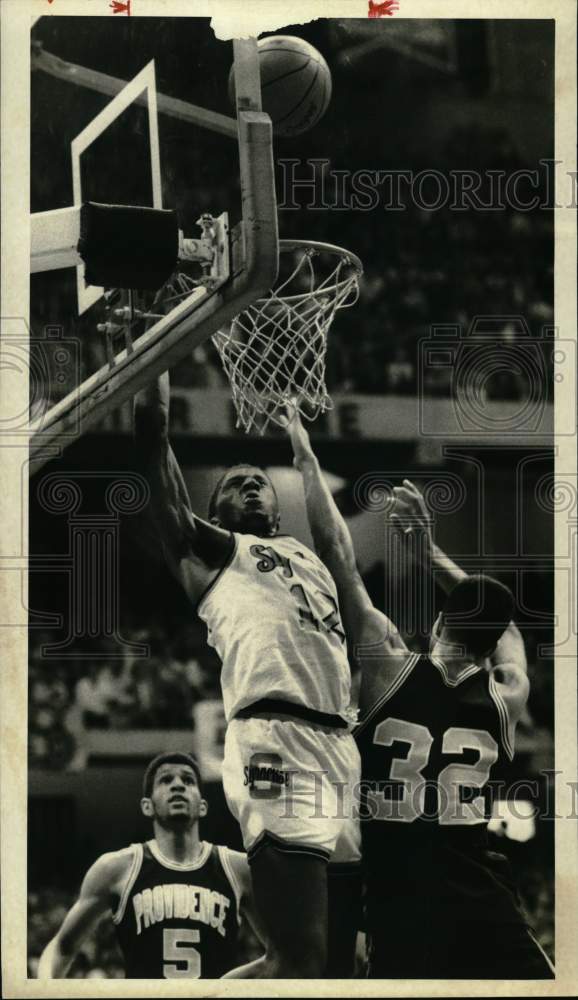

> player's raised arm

[
  {"left": 133, "top": 374, "right": 234, "bottom": 593},
  {"left": 36, "top": 851, "right": 128, "bottom": 979},
  {"left": 489, "top": 620, "right": 528, "bottom": 673},
  {"left": 286, "top": 406, "right": 406, "bottom": 658},
  {"left": 287, "top": 406, "right": 356, "bottom": 569}
]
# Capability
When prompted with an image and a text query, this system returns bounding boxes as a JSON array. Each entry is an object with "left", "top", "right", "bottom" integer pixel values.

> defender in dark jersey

[
  {"left": 286, "top": 411, "right": 554, "bottom": 980},
  {"left": 354, "top": 621, "right": 550, "bottom": 978},
  {"left": 38, "top": 753, "right": 263, "bottom": 979}
]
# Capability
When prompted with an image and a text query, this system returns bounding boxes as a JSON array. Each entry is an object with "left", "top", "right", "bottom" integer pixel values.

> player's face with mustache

[
  {"left": 214, "top": 466, "right": 279, "bottom": 535},
  {"left": 149, "top": 764, "right": 203, "bottom": 825}
]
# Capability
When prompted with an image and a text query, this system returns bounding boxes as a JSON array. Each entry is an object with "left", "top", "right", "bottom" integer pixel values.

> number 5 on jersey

[{"left": 163, "top": 928, "right": 201, "bottom": 978}]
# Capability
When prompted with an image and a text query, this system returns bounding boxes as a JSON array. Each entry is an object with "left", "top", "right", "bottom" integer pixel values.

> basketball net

[
  {"left": 213, "top": 241, "right": 362, "bottom": 434},
  {"left": 97, "top": 242, "right": 361, "bottom": 436}
]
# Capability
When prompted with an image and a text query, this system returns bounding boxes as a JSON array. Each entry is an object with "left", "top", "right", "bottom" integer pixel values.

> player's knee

[
  {"left": 266, "top": 944, "right": 326, "bottom": 978},
  {"left": 261, "top": 917, "right": 326, "bottom": 978}
]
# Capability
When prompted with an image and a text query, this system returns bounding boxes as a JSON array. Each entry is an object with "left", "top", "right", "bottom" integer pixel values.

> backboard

[{"left": 28, "top": 18, "right": 279, "bottom": 470}]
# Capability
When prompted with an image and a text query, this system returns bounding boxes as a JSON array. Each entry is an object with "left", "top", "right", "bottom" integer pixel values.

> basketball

[{"left": 229, "top": 35, "right": 332, "bottom": 137}]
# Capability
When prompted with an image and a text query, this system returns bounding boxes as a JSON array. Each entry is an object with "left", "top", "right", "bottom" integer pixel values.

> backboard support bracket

[{"left": 29, "top": 38, "right": 278, "bottom": 471}]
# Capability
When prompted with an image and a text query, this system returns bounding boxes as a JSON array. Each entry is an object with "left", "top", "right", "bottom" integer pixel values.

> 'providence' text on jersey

[{"left": 113, "top": 841, "right": 240, "bottom": 978}]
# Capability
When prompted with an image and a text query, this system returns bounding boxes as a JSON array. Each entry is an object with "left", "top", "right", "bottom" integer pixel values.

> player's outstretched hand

[
  {"left": 389, "top": 479, "right": 434, "bottom": 559},
  {"left": 282, "top": 399, "right": 315, "bottom": 468}
]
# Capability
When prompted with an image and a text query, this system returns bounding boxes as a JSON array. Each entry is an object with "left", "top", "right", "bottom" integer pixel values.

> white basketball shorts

[{"left": 222, "top": 715, "right": 361, "bottom": 864}]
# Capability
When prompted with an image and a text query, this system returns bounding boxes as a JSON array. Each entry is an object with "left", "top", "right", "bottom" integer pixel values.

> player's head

[
  {"left": 141, "top": 752, "right": 207, "bottom": 830},
  {"left": 208, "top": 463, "right": 280, "bottom": 536},
  {"left": 432, "top": 575, "right": 515, "bottom": 661}
]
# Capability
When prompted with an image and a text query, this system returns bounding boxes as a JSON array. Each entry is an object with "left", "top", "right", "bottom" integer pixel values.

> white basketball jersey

[{"left": 197, "top": 533, "right": 354, "bottom": 722}]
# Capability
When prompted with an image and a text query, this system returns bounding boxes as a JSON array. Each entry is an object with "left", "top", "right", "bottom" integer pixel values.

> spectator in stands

[
  {"left": 384, "top": 345, "right": 415, "bottom": 395},
  {"left": 74, "top": 665, "right": 114, "bottom": 728}
]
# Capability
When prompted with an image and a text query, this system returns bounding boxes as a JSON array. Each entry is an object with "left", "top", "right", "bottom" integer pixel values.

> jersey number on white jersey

[{"left": 250, "top": 544, "right": 345, "bottom": 643}]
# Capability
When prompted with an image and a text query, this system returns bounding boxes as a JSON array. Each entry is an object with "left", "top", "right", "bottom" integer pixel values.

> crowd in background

[
  {"left": 28, "top": 17, "right": 556, "bottom": 975},
  {"left": 29, "top": 616, "right": 554, "bottom": 773},
  {"left": 279, "top": 124, "right": 554, "bottom": 400},
  {"left": 28, "top": 889, "right": 125, "bottom": 979},
  {"left": 31, "top": 118, "right": 554, "bottom": 412},
  {"left": 28, "top": 623, "right": 222, "bottom": 770},
  {"left": 27, "top": 612, "right": 556, "bottom": 975}
]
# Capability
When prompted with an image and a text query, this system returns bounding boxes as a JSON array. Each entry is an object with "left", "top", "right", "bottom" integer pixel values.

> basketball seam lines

[
  {"left": 317, "top": 70, "right": 327, "bottom": 125},
  {"left": 273, "top": 61, "right": 321, "bottom": 126},
  {"left": 260, "top": 46, "right": 322, "bottom": 58},
  {"left": 261, "top": 61, "right": 312, "bottom": 90}
]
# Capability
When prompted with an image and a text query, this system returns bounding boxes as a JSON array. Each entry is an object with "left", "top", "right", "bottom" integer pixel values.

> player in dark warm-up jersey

[
  {"left": 38, "top": 753, "right": 262, "bottom": 979},
  {"left": 286, "top": 408, "right": 554, "bottom": 980}
]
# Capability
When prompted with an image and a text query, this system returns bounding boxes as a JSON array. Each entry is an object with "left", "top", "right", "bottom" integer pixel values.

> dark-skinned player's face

[
  {"left": 213, "top": 466, "right": 279, "bottom": 536},
  {"left": 143, "top": 764, "right": 205, "bottom": 829}
]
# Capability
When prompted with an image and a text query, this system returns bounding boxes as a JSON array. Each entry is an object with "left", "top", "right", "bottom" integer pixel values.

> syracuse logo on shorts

[{"left": 243, "top": 753, "right": 292, "bottom": 799}]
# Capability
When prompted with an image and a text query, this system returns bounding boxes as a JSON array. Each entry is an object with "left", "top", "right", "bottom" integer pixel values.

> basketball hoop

[{"left": 212, "top": 240, "right": 363, "bottom": 434}]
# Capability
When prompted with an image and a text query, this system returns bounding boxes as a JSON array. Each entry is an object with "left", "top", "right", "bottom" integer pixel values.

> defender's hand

[{"left": 389, "top": 479, "right": 434, "bottom": 560}]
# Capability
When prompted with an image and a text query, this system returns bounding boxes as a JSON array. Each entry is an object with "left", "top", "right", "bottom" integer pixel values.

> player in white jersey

[
  {"left": 133, "top": 374, "right": 361, "bottom": 978},
  {"left": 198, "top": 532, "right": 351, "bottom": 720}
]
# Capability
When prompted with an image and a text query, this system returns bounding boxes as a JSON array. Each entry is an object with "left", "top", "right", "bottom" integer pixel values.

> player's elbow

[
  {"left": 507, "top": 621, "right": 523, "bottom": 643},
  {"left": 56, "top": 925, "right": 80, "bottom": 961},
  {"left": 37, "top": 937, "right": 65, "bottom": 979}
]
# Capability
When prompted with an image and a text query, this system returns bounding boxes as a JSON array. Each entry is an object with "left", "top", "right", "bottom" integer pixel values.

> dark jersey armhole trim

[
  {"left": 354, "top": 652, "right": 420, "bottom": 738},
  {"left": 218, "top": 846, "right": 243, "bottom": 928},
  {"left": 195, "top": 532, "right": 237, "bottom": 614},
  {"left": 111, "top": 844, "right": 143, "bottom": 925},
  {"left": 488, "top": 673, "right": 515, "bottom": 761}
]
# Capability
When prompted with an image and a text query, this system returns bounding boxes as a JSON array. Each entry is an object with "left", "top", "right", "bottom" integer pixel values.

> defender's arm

[
  {"left": 37, "top": 852, "right": 128, "bottom": 978},
  {"left": 489, "top": 621, "right": 529, "bottom": 714},
  {"left": 487, "top": 622, "right": 530, "bottom": 754},
  {"left": 490, "top": 621, "right": 528, "bottom": 674}
]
